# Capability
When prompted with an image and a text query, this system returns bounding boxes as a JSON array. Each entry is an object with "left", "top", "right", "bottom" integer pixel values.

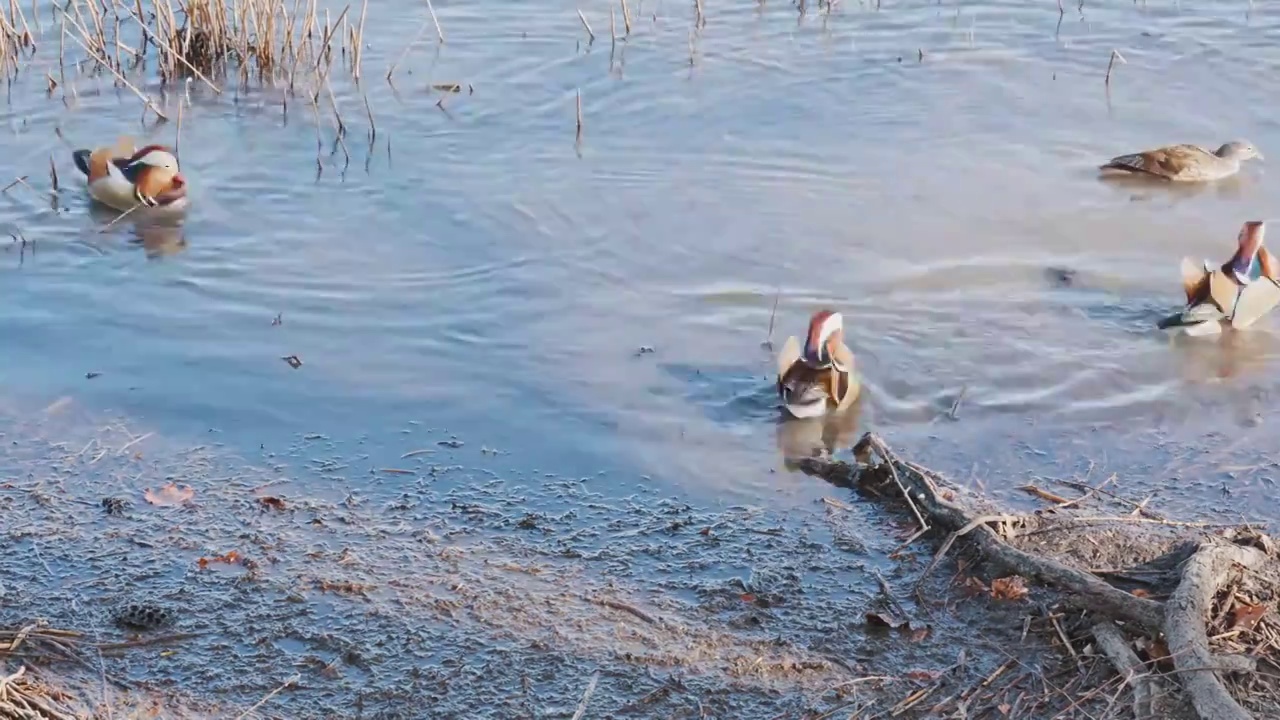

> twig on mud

[
  {"left": 591, "top": 597, "right": 660, "bottom": 626},
  {"left": 116, "top": 431, "right": 153, "bottom": 455},
  {"left": 234, "top": 673, "right": 300, "bottom": 720},
  {"left": 872, "top": 568, "right": 911, "bottom": 621},
  {"left": 915, "top": 514, "right": 1019, "bottom": 593},
  {"left": 570, "top": 672, "right": 599, "bottom": 720},
  {"left": 93, "top": 632, "right": 205, "bottom": 654},
  {"left": 1046, "top": 477, "right": 1166, "bottom": 520},
  {"left": 1018, "top": 485, "right": 1070, "bottom": 505},
  {"left": 866, "top": 437, "right": 931, "bottom": 533}
]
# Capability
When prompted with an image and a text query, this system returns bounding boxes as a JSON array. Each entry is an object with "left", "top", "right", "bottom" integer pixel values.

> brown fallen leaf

[
  {"left": 910, "top": 626, "right": 932, "bottom": 643},
  {"left": 1229, "top": 602, "right": 1269, "bottom": 632},
  {"left": 259, "top": 496, "right": 287, "bottom": 512},
  {"left": 991, "top": 575, "right": 1029, "bottom": 601},
  {"left": 143, "top": 482, "right": 194, "bottom": 506},
  {"left": 905, "top": 669, "right": 937, "bottom": 682},
  {"left": 1130, "top": 588, "right": 1150, "bottom": 598},
  {"left": 998, "top": 703, "right": 1012, "bottom": 716},
  {"left": 197, "top": 550, "right": 244, "bottom": 569},
  {"left": 866, "top": 612, "right": 907, "bottom": 629},
  {"left": 739, "top": 593, "right": 756, "bottom": 604}
]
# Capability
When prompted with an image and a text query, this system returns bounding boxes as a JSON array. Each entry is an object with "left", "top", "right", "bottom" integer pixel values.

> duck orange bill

[{"left": 1230, "top": 280, "right": 1280, "bottom": 329}]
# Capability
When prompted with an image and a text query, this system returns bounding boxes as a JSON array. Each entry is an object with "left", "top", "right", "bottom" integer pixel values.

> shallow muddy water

[{"left": 2, "top": 0, "right": 1280, "bottom": 714}]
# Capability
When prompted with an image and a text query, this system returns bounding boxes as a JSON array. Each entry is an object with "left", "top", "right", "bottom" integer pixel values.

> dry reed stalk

[
  {"left": 174, "top": 94, "right": 183, "bottom": 160},
  {"left": 1105, "top": 49, "right": 1125, "bottom": 87},
  {"left": 620, "top": 0, "right": 631, "bottom": 35},
  {"left": 385, "top": 17, "right": 430, "bottom": 82},
  {"left": 425, "top": 0, "right": 443, "bottom": 42},
  {"left": 575, "top": 88, "right": 582, "bottom": 140},
  {"left": 361, "top": 91, "right": 374, "bottom": 143},
  {"left": 97, "top": 203, "right": 143, "bottom": 233},
  {"left": 609, "top": 7, "right": 615, "bottom": 48},
  {"left": 352, "top": 0, "right": 366, "bottom": 78},
  {"left": 693, "top": 0, "right": 704, "bottom": 27},
  {"left": 312, "top": 4, "right": 348, "bottom": 75},
  {"left": 576, "top": 9, "right": 594, "bottom": 44},
  {"left": 125, "top": 6, "right": 222, "bottom": 92},
  {"left": 59, "top": 8, "right": 169, "bottom": 119}
]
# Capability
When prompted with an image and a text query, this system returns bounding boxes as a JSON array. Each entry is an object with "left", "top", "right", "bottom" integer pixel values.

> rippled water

[{"left": 4, "top": 0, "right": 1280, "bottom": 515}]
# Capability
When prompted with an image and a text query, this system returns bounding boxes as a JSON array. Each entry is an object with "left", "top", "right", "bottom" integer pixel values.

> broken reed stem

[
  {"left": 175, "top": 94, "right": 183, "bottom": 160},
  {"left": 352, "top": 0, "right": 367, "bottom": 79},
  {"left": 425, "top": 0, "right": 443, "bottom": 43},
  {"left": 575, "top": 88, "right": 583, "bottom": 140},
  {"left": 576, "top": 8, "right": 594, "bottom": 44},
  {"left": 233, "top": 673, "right": 300, "bottom": 720},
  {"left": 609, "top": 7, "right": 616, "bottom": 48},
  {"left": 385, "top": 17, "right": 430, "bottom": 82},
  {"left": 1105, "top": 49, "right": 1125, "bottom": 87},
  {"left": 362, "top": 92, "right": 375, "bottom": 143},
  {"left": 59, "top": 8, "right": 168, "bottom": 119},
  {"left": 620, "top": 0, "right": 631, "bottom": 35},
  {"left": 97, "top": 203, "right": 143, "bottom": 233}
]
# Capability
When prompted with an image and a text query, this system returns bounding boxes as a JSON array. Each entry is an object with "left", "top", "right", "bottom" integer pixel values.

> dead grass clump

[{"left": 56, "top": 0, "right": 364, "bottom": 92}]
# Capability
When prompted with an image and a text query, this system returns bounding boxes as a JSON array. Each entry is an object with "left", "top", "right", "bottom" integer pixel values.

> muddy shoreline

[{"left": 0, "top": 397, "right": 1112, "bottom": 719}]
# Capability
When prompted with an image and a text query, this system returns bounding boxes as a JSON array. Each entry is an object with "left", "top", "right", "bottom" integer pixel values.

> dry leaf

[
  {"left": 1130, "top": 588, "right": 1150, "bottom": 598},
  {"left": 196, "top": 550, "right": 243, "bottom": 569},
  {"left": 739, "top": 593, "right": 756, "bottom": 604},
  {"left": 998, "top": 703, "right": 1012, "bottom": 716},
  {"left": 960, "top": 576, "right": 988, "bottom": 596},
  {"left": 866, "top": 612, "right": 907, "bottom": 629},
  {"left": 910, "top": 626, "right": 931, "bottom": 643},
  {"left": 990, "top": 576, "right": 1029, "bottom": 601},
  {"left": 1229, "top": 603, "right": 1269, "bottom": 632},
  {"left": 143, "top": 482, "right": 194, "bottom": 506},
  {"left": 905, "top": 669, "right": 937, "bottom": 682},
  {"left": 259, "top": 496, "right": 287, "bottom": 512}
]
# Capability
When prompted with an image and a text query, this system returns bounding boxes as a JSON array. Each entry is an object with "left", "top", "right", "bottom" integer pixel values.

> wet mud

[{"left": 0, "top": 395, "right": 1091, "bottom": 718}]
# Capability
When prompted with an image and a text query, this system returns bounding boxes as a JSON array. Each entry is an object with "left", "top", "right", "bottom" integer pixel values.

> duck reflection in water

[
  {"left": 774, "top": 309, "right": 863, "bottom": 465},
  {"left": 88, "top": 203, "right": 189, "bottom": 259}
]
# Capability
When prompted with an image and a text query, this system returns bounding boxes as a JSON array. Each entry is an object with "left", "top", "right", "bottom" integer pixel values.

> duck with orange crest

[
  {"left": 71, "top": 138, "right": 189, "bottom": 216},
  {"left": 1159, "top": 220, "right": 1280, "bottom": 335},
  {"left": 775, "top": 310, "right": 861, "bottom": 418}
]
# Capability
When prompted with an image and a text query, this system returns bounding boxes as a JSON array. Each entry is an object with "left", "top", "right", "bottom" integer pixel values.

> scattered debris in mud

[
  {"left": 5, "top": 396, "right": 1278, "bottom": 718},
  {"left": 800, "top": 434, "right": 1280, "bottom": 719},
  {"left": 0, "top": 397, "right": 1082, "bottom": 719}
]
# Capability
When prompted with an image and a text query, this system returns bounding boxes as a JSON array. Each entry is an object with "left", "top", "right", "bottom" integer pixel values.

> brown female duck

[{"left": 1100, "top": 140, "right": 1262, "bottom": 182}]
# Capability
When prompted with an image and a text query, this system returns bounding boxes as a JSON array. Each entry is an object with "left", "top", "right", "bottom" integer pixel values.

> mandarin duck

[
  {"left": 71, "top": 139, "right": 188, "bottom": 214},
  {"left": 775, "top": 310, "right": 861, "bottom": 419},
  {"left": 1100, "top": 140, "right": 1262, "bottom": 182},
  {"left": 1158, "top": 221, "right": 1280, "bottom": 335}
]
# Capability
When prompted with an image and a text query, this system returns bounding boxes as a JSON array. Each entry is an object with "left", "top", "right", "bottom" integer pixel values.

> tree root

[{"left": 798, "top": 432, "right": 1279, "bottom": 720}]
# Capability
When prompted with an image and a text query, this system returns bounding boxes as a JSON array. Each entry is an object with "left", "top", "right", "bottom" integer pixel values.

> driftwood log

[{"left": 798, "top": 432, "right": 1280, "bottom": 720}]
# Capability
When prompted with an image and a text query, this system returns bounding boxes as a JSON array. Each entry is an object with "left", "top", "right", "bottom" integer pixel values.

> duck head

[
  {"left": 125, "top": 145, "right": 187, "bottom": 205},
  {"left": 1216, "top": 140, "right": 1263, "bottom": 162},
  {"left": 1160, "top": 220, "right": 1280, "bottom": 333},
  {"left": 802, "top": 310, "right": 848, "bottom": 371}
]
